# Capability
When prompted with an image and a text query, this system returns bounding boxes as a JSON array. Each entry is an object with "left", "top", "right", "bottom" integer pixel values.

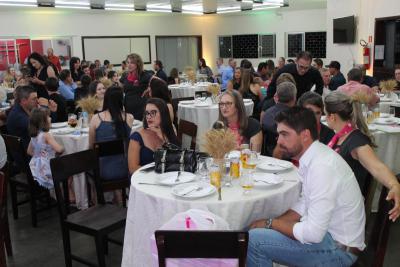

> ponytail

[{"left": 351, "top": 99, "right": 377, "bottom": 147}]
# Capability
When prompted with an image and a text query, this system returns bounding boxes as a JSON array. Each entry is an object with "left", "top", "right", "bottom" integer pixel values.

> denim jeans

[{"left": 246, "top": 228, "right": 358, "bottom": 267}]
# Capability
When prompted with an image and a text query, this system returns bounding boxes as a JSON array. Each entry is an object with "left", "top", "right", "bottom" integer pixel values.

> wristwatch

[{"left": 265, "top": 218, "right": 273, "bottom": 229}]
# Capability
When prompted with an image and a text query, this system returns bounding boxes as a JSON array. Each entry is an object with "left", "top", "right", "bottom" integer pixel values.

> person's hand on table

[{"left": 249, "top": 219, "right": 268, "bottom": 229}]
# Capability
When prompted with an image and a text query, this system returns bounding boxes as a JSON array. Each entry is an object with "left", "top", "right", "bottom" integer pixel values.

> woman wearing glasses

[
  {"left": 128, "top": 98, "right": 179, "bottom": 174},
  {"left": 217, "top": 90, "right": 262, "bottom": 151}
]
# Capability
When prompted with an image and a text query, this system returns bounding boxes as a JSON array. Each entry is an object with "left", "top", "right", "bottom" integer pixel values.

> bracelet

[{"left": 265, "top": 218, "right": 273, "bottom": 229}]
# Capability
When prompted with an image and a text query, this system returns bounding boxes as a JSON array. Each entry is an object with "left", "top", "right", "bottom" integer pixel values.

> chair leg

[
  {"left": 61, "top": 227, "right": 72, "bottom": 267},
  {"left": 103, "top": 235, "right": 109, "bottom": 255},
  {"left": 0, "top": 241, "right": 6, "bottom": 267},
  {"left": 4, "top": 214, "right": 13, "bottom": 256},
  {"left": 29, "top": 189, "right": 37, "bottom": 228},
  {"left": 95, "top": 235, "right": 106, "bottom": 267},
  {"left": 9, "top": 182, "right": 18, "bottom": 220},
  {"left": 122, "top": 189, "right": 127, "bottom": 208}
]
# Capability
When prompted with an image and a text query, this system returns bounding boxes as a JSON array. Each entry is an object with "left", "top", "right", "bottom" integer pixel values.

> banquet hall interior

[{"left": 1, "top": 0, "right": 400, "bottom": 266}]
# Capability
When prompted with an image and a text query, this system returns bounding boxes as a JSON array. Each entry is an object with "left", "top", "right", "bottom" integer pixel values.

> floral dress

[{"left": 29, "top": 131, "right": 56, "bottom": 189}]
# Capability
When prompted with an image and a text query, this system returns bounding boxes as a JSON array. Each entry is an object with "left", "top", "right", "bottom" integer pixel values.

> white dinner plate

[
  {"left": 50, "top": 128, "right": 75, "bottom": 135},
  {"left": 253, "top": 172, "right": 284, "bottom": 187},
  {"left": 380, "top": 98, "right": 392, "bottom": 102},
  {"left": 80, "top": 127, "right": 89, "bottom": 133},
  {"left": 171, "top": 182, "right": 216, "bottom": 199},
  {"left": 257, "top": 160, "right": 293, "bottom": 172},
  {"left": 194, "top": 102, "right": 210, "bottom": 107},
  {"left": 368, "top": 124, "right": 378, "bottom": 132},
  {"left": 156, "top": 171, "right": 196, "bottom": 186},
  {"left": 374, "top": 118, "right": 397, "bottom": 125},
  {"left": 51, "top": 122, "right": 68, "bottom": 128},
  {"left": 168, "top": 84, "right": 180, "bottom": 88},
  {"left": 380, "top": 113, "right": 391, "bottom": 118}
]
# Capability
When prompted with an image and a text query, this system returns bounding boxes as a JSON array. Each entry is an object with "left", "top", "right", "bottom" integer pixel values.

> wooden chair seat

[{"left": 65, "top": 204, "right": 126, "bottom": 233}]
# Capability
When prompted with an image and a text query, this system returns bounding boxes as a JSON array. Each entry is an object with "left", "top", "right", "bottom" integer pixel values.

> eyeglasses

[
  {"left": 144, "top": 110, "right": 158, "bottom": 118},
  {"left": 218, "top": 101, "right": 233, "bottom": 108},
  {"left": 297, "top": 63, "right": 310, "bottom": 71}
]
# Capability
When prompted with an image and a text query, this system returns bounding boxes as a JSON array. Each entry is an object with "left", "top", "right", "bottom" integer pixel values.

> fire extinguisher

[{"left": 360, "top": 39, "right": 370, "bottom": 69}]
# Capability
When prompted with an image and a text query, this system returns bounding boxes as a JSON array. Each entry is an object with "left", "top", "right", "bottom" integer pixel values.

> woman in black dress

[
  {"left": 69, "top": 57, "right": 83, "bottom": 82},
  {"left": 325, "top": 91, "right": 400, "bottom": 221},
  {"left": 28, "top": 52, "right": 57, "bottom": 99}
]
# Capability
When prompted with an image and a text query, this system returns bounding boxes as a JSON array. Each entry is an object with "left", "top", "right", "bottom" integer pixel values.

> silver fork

[
  {"left": 182, "top": 186, "right": 203, "bottom": 196},
  {"left": 174, "top": 171, "right": 182, "bottom": 183}
]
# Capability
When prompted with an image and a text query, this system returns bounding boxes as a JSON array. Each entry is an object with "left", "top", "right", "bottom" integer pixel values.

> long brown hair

[
  {"left": 239, "top": 68, "right": 252, "bottom": 96},
  {"left": 218, "top": 90, "right": 248, "bottom": 135},
  {"left": 324, "top": 91, "right": 376, "bottom": 147},
  {"left": 29, "top": 108, "right": 50, "bottom": 137},
  {"left": 126, "top": 53, "right": 144, "bottom": 75}
]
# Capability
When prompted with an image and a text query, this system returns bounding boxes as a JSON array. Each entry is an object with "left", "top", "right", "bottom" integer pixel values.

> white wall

[
  {"left": 327, "top": 0, "right": 400, "bottom": 76},
  {"left": 0, "top": 6, "right": 326, "bottom": 71}
]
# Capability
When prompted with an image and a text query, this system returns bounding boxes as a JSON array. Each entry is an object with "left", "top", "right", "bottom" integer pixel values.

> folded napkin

[
  {"left": 177, "top": 185, "right": 199, "bottom": 196},
  {"left": 375, "top": 125, "right": 400, "bottom": 133},
  {"left": 253, "top": 173, "right": 283, "bottom": 185}
]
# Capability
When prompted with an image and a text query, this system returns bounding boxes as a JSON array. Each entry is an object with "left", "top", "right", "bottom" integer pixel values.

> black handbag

[{"left": 154, "top": 143, "right": 200, "bottom": 173}]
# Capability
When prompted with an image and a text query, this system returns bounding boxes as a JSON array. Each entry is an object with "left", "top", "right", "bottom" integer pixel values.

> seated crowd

[{"left": 2, "top": 49, "right": 400, "bottom": 267}]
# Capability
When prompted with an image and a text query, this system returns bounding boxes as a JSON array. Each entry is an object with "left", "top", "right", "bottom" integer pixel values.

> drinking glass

[
  {"left": 68, "top": 114, "right": 78, "bottom": 128},
  {"left": 197, "top": 157, "right": 210, "bottom": 182},
  {"left": 240, "top": 168, "right": 254, "bottom": 195},
  {"left": 209, "top": 164, "right": 221, "bottom": 188},
  {"left": 372, "top": 107, "right": 380, "bottom": 119},
  {"left": 389, "top": 106, "right": 396, "bottom": 117}
]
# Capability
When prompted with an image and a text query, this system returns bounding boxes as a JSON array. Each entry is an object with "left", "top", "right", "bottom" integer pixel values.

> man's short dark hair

[
  {"left": 94, "top": 69, "right": 105, "bottom": 80},
  {"left": 296, "top": 51, "right": 313, "bottom": 62},
  {"left": 59, "top": 69, "right": 71, "bottom": 82},
  {"left": 297, "top": 91, "right": 324, "bottom": 110},
  {"left": 104, "top": 59, "right": 110, "bottom": 66},
  {"left": 80, "top": 74, "right": 92, "bottom": 88},
  {"left": 347, "top": 68, "right": 363, "bottom": 82},
  {"left": 15, "top": 85, "right": 36, "bottom": 104},
  {"left": 45, "top": 77, "right": 59, "bottom": 92},
  {"left": 154, "top": 60, "right": 163, "bottom": 69},
  {"left": 257, "top": 62, "right": 267, "bottom": 72},
  {"left": 275, "top": 106, "right": 318, "bottom": 140}
]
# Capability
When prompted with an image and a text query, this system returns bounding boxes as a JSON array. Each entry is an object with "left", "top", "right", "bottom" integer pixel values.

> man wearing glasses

[{"left": 266, "top": 51, "right": 323, "bottom": 100}]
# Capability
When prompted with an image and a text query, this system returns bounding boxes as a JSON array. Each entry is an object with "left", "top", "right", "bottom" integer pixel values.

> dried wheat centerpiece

[
  {"left": 202, "top": 128, "right": 236, "bottom": 160},
  {"left": 184, "top": 66, "right": 196, "bottom": 83},
  {"left": 351, "top": 91, "right": 372, "bottom": 104},
  {"left": 76, "top": 96, "right": 101, "bottom": 116},
  {"left": 380, "top": 79, "right": 397, "bottom": 94}
]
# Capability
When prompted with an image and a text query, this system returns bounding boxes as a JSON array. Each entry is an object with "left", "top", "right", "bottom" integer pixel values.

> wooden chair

[
  {"left": 171, "top": 97, "right": 194, "bottom": 129},
  {"left": 155, "top": 230, "right": 249, "bottom": 267},
  {"left": 2, "top": 134, "right": 55, "bottom": 227},
  {"left": 177, "top": 119, "right": 197, "bottom": 150},
  {"left": 352, "top": 175, "right": 399, "bottom": 267},
  {"left": 50, "top": 149, "right": 126, "bottom": 267},
  {"left": 0, "top": 169, "right": 12, "bottom": 267},
  {"left": 93, "top": 139, "right": 130, "bottom": 207}
]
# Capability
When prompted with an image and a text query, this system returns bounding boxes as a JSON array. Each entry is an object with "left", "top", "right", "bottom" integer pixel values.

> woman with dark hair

[
  {"left": 239, "top": 69, "right": 263, "bottom": 121},
  {"left": 107, "top": 70, "right": 119, "bottom": 86},
  {"left": 227, "top": 67, "right": 241, "bottom": 91},
  {"left": 149, "top": 77, "right": 174, "bottom": 122},
  {"left": 74, "top": 74, "right": 92, "bottom": 101},
  {"left": 69, "top": 57, "right": 83, "bottom": 82},
  {"left": 128, "top": 98, "right": 178, "bottom": 174},
  {"left": 216, "top": 90, "right": 262, "bottom": 151},
  {"left": 198, "top": 58, "right": 213, "bottom": 81},
  {"left": 89, "top": 86, "right": 133, "bottom": 201},
  {"left": 89, "top": 80, "right": 106, "bottom": 113},
  {"left": 28, "top": 52, "right": 57, "bottom": 99},
  {"left": 120, "top": 53, "right": 153, "bottom": 121},
  {"left": 167, "top": 67, "right": 180, "bottom": 85},
  {"left": 324, "top": 91, "right": 400, "bottom": 220}
]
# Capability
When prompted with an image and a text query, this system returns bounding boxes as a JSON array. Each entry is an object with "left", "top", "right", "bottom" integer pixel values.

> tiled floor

[{"left": 4, "top": 201, "right": 400, "bottom": 267}]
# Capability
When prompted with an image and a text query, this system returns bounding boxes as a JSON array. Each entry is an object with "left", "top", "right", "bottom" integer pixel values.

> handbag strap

[
  {"left": 161, "top": 150, "right": 167, "bottom": 173},
  {"left": 179, "top": 150, "right": 185, "bottom": 172}
]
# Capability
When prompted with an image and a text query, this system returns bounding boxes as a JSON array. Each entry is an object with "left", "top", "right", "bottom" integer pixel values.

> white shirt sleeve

[
  {"left": 291, "top": 191, "right": 306, "bottom": 216},
  {"left": 0, "top": 135, "right": 6, "bottom": 169},
  {"left": 292, "top": 163, "right": 338, "bottom": 244}
]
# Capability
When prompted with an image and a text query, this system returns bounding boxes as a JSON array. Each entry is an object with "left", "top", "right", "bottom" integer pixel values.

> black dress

[
  {"left": 243, "top": 89, "right": 261, "bottom": 121},
  {"left": 49, "top": 93, "right": 68, "bottom": 122},
  {"left": 332, "top": 129, "right": 371, "bottom": 195},
  {"left": 319, "top": 123, "right": 335, "bottom": 145},
  {"left": 32, "top": 67, "right": 50, "bottom": 99},
  {"left": 71, "top": 69, "right": 84, "bottom": 82}
]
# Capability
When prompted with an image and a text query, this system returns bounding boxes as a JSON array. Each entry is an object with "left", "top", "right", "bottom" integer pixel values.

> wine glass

[
  {"left": 197, "top": 157, "right": 210, "bottom": 182},
  {"left": 389, "top": 106, "right": 396, "bottom": 118}
]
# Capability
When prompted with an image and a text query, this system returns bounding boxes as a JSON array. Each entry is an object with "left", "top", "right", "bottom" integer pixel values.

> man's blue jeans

[{"left": 246, "top": 228, "right": 358, "bottom": 267}]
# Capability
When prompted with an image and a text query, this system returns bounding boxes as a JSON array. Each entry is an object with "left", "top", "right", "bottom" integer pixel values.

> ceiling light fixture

[
  {"left": 0, "top": 0, "right": 36, "bottom": 2},
  {"left": 105, "top": 3, "right": 134, "bottom": 8},
  {"left": 0, "top": 2, "right": 36, "bottom": 7},
  {"left": 55, "top": 5, "right": 90, "bottom": 9},
  {"left": 147, "top": 8, "right": 171, "bottom": 13},
  {"left": 105, "top": 7, "right": 133, "bottom": 11},
  {"left": 54, "top": 0, "right": 89, "bottom": 6}
]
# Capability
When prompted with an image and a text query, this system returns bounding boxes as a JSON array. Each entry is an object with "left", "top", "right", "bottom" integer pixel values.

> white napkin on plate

[
  {"left": 177, "top": 185, "right": 199, "bottom": 196},
  {"left": 253, "top": 173, "right": 283, "bottom": 184}
]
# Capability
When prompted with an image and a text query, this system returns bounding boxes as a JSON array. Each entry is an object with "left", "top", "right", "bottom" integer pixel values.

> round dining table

[
  {"left": 50, "top": 120, "right": 143, "bottom": 209},
  {"left": 168, "top": 82, "right": 211, "bottom": 99},
  {"left": 177, "top": 99, "right": 254, "bottom": 150},
  {"left": 121, "top": 157, "right": 301, "bottom": 267}
]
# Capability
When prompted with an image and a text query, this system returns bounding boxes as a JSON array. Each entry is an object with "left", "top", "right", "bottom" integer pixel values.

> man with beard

[{"left": 246, "top": 107, "right": 365, "bottom": 267}]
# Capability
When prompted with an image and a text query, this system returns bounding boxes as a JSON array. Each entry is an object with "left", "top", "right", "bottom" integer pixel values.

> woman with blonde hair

[
  {"left": 325, "top": 91, "right": 400, "bottom": 221},
  {"left": 216, "top": 90, "right": 262, "bottom": 151},
  {"left": 2, "top": 66, "right": 16, "bottom": 87},
  {"left": 120, "top": 53, "right": 153, "bottom": 120}
]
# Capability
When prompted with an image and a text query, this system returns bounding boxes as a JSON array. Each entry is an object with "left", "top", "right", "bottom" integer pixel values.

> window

[
  {"left": 218, "top": 34, "right": 276, "bottom": 59},
  {"left": 287, "top": 33, "right": 304, "bottom": 58},
  {"left": 259, "top": 34, "right": 276, "bottom": 58},
  {"left": 219, "top": 36, "right": 232, "bottom": 58}
]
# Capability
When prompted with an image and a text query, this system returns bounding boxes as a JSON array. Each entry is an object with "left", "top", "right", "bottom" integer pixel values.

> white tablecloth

[
  {"left": 51, "top": 120, "right": 143, "bottom": 209},
  {"left": 122, "top": 161, "right": 301, "bottom": 267},
  {"left": 168, "top": 82, "right": 211, "bottom": 99},
  {"left": 177, "top": 100, "right": 254, "bottom": 150}
]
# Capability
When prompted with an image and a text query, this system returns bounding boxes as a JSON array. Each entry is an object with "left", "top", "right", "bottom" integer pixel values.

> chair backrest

[
  {"left": 50, "top": 149, "right": 103, "bottom": 219},
  {"left": 155, "top": 230, "right": 248, "bottom": 267},
  {"left": 93, "top": 139, "right": 126, "bottom": 158},
  {"left": 262, "top": 129, "right": 278, "bottom": 157},
  {"left": 177, "top": 120, "right": 197, "bottom": 150},
  {"left": 171, "top": 97, "right": 195, "bottom": 128}
]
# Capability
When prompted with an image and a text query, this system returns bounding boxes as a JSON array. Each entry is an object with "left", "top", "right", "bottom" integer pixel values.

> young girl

[{"left": 27, "top": 108, "right": 64, "bottom": 189}]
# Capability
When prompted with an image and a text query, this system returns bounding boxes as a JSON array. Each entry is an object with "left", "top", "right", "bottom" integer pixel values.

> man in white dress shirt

[{"left": 247, "top": 107, "right": 365, "bottom": 267}]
